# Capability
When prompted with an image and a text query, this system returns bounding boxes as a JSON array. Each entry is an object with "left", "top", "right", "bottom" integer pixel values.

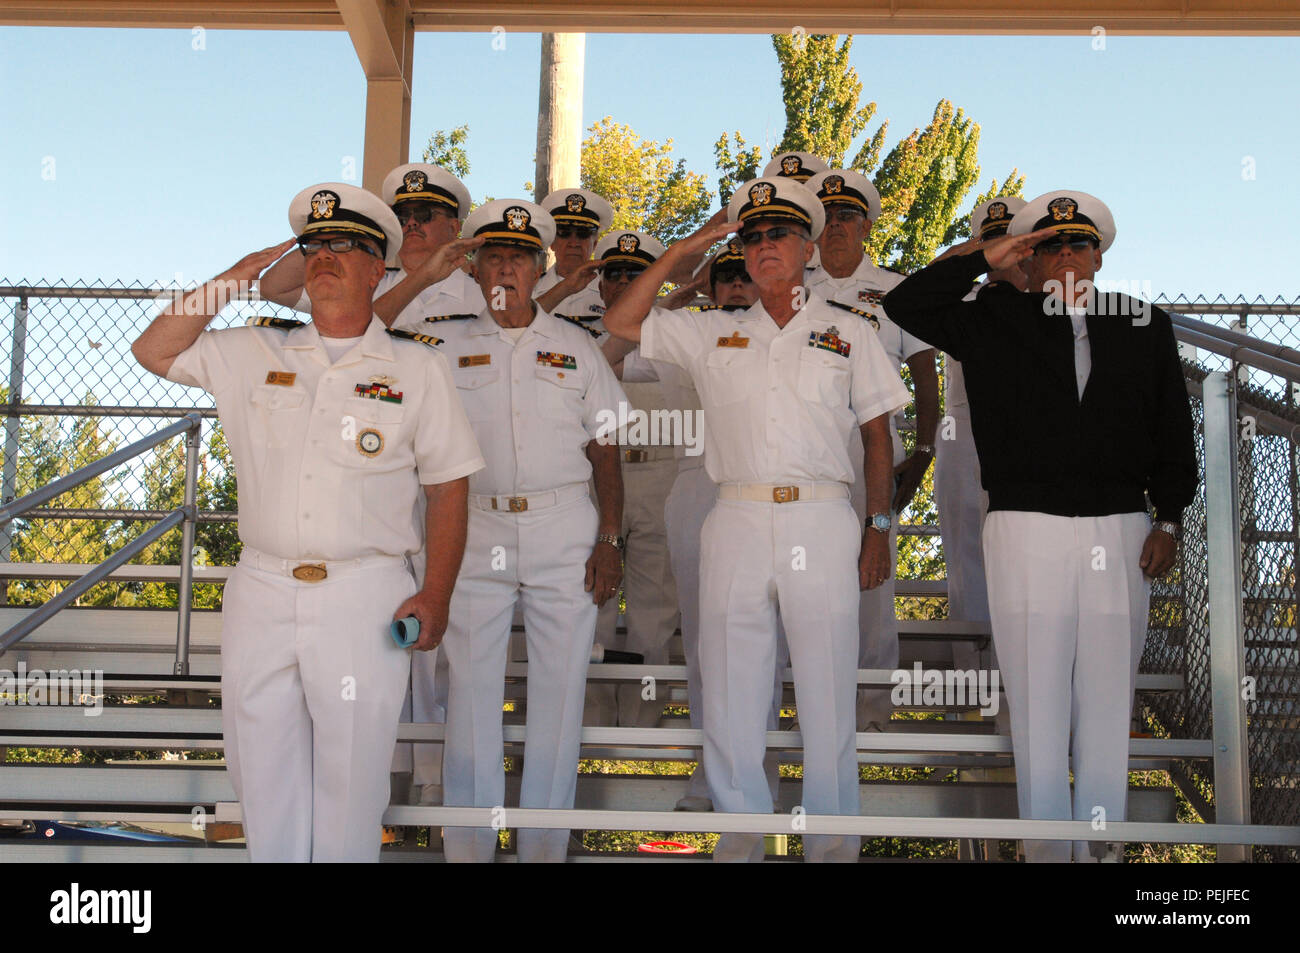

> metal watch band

[{"left": 597, "top": 533, "right": 625, "bottom": 552}]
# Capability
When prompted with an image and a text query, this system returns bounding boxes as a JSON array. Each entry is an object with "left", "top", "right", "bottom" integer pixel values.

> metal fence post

[
  {"left": 0, "top": 294, "right": 29, "bottom": 582},
  {"left": 173, "top": 414, "right": 201, "bottom": 676},
  {"left": 1201, "top": 370, "right": 1252, "bottom": 862}
]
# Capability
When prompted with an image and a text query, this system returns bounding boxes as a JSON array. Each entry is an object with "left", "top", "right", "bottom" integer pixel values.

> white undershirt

[
  {"left": 502, "top": 326, "right": 528, "bottom": 343},
  {"left": 319, "top": 334, "right": 363, "bottom": 363}
]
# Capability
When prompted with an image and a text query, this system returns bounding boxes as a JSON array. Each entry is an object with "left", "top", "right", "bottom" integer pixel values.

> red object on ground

[{"left": 637, "top": 840, "right": 697, "bottom": 854}]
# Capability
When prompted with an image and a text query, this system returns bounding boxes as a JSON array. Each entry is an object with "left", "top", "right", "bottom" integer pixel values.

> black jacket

[{"left": 883, "top": 251, "right": 1198, "bottom": 522}]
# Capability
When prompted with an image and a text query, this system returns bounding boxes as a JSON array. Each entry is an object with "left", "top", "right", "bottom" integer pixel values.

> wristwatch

[
  {"left": 867, "top": 513, "right": 892, "bottom": 534},
  {"left": 597, "top": 533, "right": 626, "bottom": 552},
  {"left": 1153, "top": 520, "right": 1182, "bottom": 541},
  {"left": 914, "top": 444, "right": 935, "bottom": 457}
]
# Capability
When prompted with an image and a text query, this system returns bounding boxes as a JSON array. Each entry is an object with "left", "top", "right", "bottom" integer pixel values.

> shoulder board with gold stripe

[
  {"left": 245, "top": 315, "right": 305, "bottom": 331},
  {"left": 555, "top": 312, "right": 601, "bottom": 322},
  {"left": 555, "top": 314, "right": 602, "bottom": 339},
  {"left": 387, "top": 328, "right": 444, "bottom": 347},
  {"left": 424, "top": 313, "right": 476, "bottom": 323},
  {"left": 826, "top": 298, "right": 879, "bottom": 329},
  {"left": 694, "top": 303, "right": 748, "bottom": 312}
]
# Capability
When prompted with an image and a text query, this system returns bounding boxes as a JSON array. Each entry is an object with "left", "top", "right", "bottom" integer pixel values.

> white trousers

[
  {"left": 700, "top": 497, "right": 861, "bottom": 863},
  {"left": 442, "top": 494, "right": 599, "bottom": 863},
  {"left": 664, "top": 463, "right": 785, "bottom": 803},
  {"left": 220, "top": 553, "right": 415, "bottom": 862},
  {"left": 983, "top": 510, "right": 1151, "bottom": 863},
  {"left": 587, "top": 457, "right": 681, "bottom": 727},
  {"left": 849, "top": 426, "right": 899, "bottom": 726}
]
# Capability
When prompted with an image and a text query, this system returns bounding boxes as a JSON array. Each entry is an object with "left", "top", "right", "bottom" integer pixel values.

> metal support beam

[
  {"left": 337, "top": 0, "right": 413, "bottom": 193},
  {"left": 0, "top": 295, "right": 27, "bottom": 578},
  {"left": 173, "top": 420, "right": 201, "bottom": 676},
  {"left": 1201, "top": 371, "right": 1253, "bottom": 862}
]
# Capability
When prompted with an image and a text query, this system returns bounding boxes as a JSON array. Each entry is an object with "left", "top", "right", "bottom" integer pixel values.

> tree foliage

[
  {"left": 580, "top": 117, "right": 713, "bottom": 244},
  {"left": 421, "top": 125, "right": 471, "bottom": 179}
]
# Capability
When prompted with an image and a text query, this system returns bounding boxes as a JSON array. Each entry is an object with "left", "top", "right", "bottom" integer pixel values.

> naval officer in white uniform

[
  {"left": 436, "top": 199, "right": 628, "bottom": 863},
  {"left": 805, "top": 168, "right": 940, "bottom": 731},
  {"left": 131, "top": 183, "right": 484, "bottom": 861},
  {"left": 604, "top": 179, "right": 910, "bottom": 862}
]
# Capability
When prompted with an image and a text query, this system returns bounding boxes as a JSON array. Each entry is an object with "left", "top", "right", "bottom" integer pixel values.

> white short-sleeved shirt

[
  {"left": 433, "top": 308, "right": 627, "bottom": 496},
  {"left": 166, "top": 317, "right": 484, "bottom": 562},
  {"left": 295, "top": 267, "right": 486, "bottom": 327},
  {"left": 640, "top": 297, "right": 910, "bottom": 486},
  {"left": 808, "top": 257, "right": 931, "bottom": 464},
  {"left": 534, "top": 265, "right": 607, "bottom": 330}
]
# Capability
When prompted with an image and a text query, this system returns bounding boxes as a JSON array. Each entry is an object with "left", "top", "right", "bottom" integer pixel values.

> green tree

[
  {"left": 713, "top": 131, "right": 763, "bottom": 206},
  {"left": 580, "top": 117, "right": 713, "bottom": 244},
  {"left": 421, "top": 125, "right": 471, "bottom": 179}
]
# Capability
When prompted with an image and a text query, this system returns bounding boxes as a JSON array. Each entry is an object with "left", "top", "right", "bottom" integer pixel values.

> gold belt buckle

[
  {"left": 508, "top": 496, "right": 529, "bottom": 512},
  {"left": 292, "top": 563, "right": 328, "bottom": 582},
  {"left": 624, "top": 449, "right": 648, "bottom": 463},
  {"left": 772, "top": 486, "right": 799, "bottom": 503}
]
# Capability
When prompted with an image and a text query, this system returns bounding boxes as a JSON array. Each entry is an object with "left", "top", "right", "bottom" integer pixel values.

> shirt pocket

[
  {"left": 247, "top": 384, "right": 306, "bottom": 448},
  {"left": 453, "top": 367, "right": 500, "bottom": 420},
  {"left": 704, "top": 348, "right": 756, "bottom": 405},
  {"left": 797, "top": 347, "right": 850, "bottom": 406},
  {"left": 334, "top": 395, "right": 407, "bottom": 469},
  {"left": 534, "top": 365, "right": 584, "bottom": 420}
]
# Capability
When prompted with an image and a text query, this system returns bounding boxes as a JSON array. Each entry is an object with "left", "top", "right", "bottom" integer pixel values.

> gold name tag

[
  {"left": 459, "top": 354, "right": 491, "bottom": 368},
  {"left": 716, "top": 333, "right": 749, "bottom": 348},
  {"left": 265, "top": 371, "right": 296, "bottom": 386}
]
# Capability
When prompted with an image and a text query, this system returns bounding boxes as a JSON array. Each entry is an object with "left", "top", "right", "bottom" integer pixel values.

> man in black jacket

[{"left": 883, "top": 190, "right": 1197, "bottom": 862}]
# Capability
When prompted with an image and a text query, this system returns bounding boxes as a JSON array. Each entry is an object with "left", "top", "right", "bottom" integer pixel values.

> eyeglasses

[
  {"left": 826, "top": 208, "right": 866, "bottom": 224},
  {"left": 738, "top": 225, "right": 803, "bottom": 246},
  {"left": 394, "top": 204, "right": 451, "bottom": 227},
  {"left": 713, "top": 268, "right": 753, "bottom": 285},
  {"left": 1034, "top": 235, "right": 1098, "bottom": 255},
  {"left": 555, "top": 225, "right": 596, "bottom": 240},
  {"left": 601, "top": 265, "right": 645, "bottom": 282},
  {"left": 298, "top": 237, "right": 381, "bottom": 258}
]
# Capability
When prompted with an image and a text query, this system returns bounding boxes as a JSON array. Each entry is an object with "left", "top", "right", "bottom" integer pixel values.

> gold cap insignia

[
  {"left": 565, "top": 194, "right": 586, "bottom": 213},
  {"left": 823, "top": 175, "right": 844, "bottom": 195},
  {"left": 780, "top": 156, "right": 801, "bottom": 176},
  {"left": 617, "top": 234, "right": 639, "bottom": 253},
  {"left": 749, "top": 182, "right": 774, "bottom": 206},
  {"left": 987, "top": 201, "right": 1007, "bottom": 220},
  {"left": 1048, "top": 196, "right": 1078, "bottom": 221},
  {"left": 504, "top": 206, "right": 530, "bottom": 231},
  {"left": 310, "top": 190, "right": 339, "bottom": 220},
  {"left": 403, "top": 170, "right": 427, "bottom": 193}
]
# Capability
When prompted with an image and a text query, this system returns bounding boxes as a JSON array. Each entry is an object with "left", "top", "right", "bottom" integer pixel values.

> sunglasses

[
  {"left": 601, "top": 265, "right": 646, "bottom": 282},
  {"left": 826, "top": 208, "right": 866, "bottom": 224},
  {"left": 298, "top": 237, "right": 381, "bottom": 258},
  {"left": 713, "top": 267, "right": 753, "bottom": 285},
  {"left": 1034, "top": 235, "right": 1099, "bottom": 254},
  {"left": 394, "top": 204, "right": 450, "bottom": 227},
  {"left": 555, "top": 225, "right": 596, "bottom": 240},
  {"left": 739, "top": 225, "right": 802, "bottom": 246}
]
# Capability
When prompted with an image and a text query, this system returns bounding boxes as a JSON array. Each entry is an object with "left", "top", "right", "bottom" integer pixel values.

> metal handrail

[{"left": 0, "top": 413, "right": 203, "bottom": 673}]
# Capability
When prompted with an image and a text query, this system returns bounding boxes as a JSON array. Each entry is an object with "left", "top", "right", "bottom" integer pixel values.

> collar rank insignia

[
  {"left": 555, "top": 313, "right": 602, "bottom": 338},
  {"left": 354, "top": 381, "right": 404, "bottom": 404},
  {"left": 246, "top": 315, "right": 306, "bottom": 331},
  {"left": 827, "top": 297, "right": 879, "bottom": 330},
  {"left": 386, "top": 328, "right": 443, "bottom": 347},
  {"left": 716, "top": 331, "right": 750, "bottom": 348},
  {"left": 537, "top": 350, "right": 577, "bottom": 370},
  {"left": 810, "top": 328, "right": 851, "bottom": 358}
]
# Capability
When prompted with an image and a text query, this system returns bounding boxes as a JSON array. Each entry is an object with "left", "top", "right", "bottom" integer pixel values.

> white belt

[
  {"left": 622, "top": 447, "right": 677, "bottom": 464},
  {"left": 240, "top": 547, "right": 410, "bottom": 583},
  {"left": 717, "top": 482, "right": 850, "bottom": 504},
  {"left": 470, "top": 482, "right": 589, "bottom": 514}
]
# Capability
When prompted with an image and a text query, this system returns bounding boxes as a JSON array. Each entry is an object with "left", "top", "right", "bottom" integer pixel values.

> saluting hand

[
  {"left": 413, "top": 235, "right": 486, "bottom": 288},
  {"left": 980, "top": 227, "right": 1058, "bottom": 272},
  {"left": 221, "top": 238, "right": 298, "bottom": 283}
]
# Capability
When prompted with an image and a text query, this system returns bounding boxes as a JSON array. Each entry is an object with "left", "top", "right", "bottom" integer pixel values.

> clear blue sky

[{"left": 2, "top": 27, "right": 1298, "bottom": 300}]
